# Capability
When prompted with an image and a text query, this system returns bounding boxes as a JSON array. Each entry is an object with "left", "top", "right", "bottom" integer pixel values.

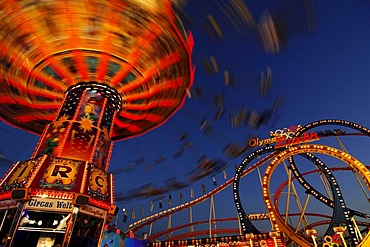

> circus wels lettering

[{"left": 25, "top": 198, "right": 73, "bottom": 212}]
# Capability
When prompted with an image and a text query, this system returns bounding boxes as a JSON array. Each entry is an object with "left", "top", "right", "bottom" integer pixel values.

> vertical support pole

[
  {"left": 284, "top": 167, "right": 292, "bottom": 224},
  {"left": 149, "top": 223, "right": 153, "bottom": 237},
  {"left": 336, "top": 136, "right": 370, "bottom": 201},
  {"left": 115, "top": 210, "right": 119, "bottom": 226},
  {"left": 338, "top": 232, "right": 347, "bottom": 247},
  {"left": 189, "top": 206, "right": 194, "bottom": 239},
  {"left": 209, "top": 196, "right": 212, "bottom": 238},
  {"left": 210, "top": 195, "right": 217, "bottom": 237},
  {"left": 5, "top": 202, "right": 24, "bottom": 247},
  {"left": 62, "top": 206, "right": 80, "bottom": 247},
  {"left": 237, "top": 214, "right": 242, "bottom": 235},
  {"left": 96, "top": 212, "right": 108, "bottom": 247},
  {"left": 0, "top": 209, "right": 8, "bottom": 232},
  {"left": 311, "top": 236, "right": 318, "bottom": 247},
  {"left": 167, "top": 214, "right": 172, "bottom": 239},
  {"left": 295, "top": 194, "right": 310, "bottom": 233},
  {"left": 351, "top": 217, "right": 363, "bottom": 241}
]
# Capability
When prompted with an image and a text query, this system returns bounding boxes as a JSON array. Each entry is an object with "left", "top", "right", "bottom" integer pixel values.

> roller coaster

[{"left": 126, "top": 119, "right": 370, "bottom": 247}]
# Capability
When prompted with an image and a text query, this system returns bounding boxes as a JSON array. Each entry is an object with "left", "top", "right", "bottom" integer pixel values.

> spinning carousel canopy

[{"left": 0, "top": 0, "right": 194, "bottom": 140}]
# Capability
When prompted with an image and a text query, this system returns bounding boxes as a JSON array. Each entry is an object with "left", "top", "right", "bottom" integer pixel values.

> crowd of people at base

[{"left": 100, "top": 224, "right": 148, "bottom": 247}]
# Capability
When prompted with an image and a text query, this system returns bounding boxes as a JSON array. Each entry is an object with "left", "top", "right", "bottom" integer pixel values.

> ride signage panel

[
  {"left": 274, "top": 132, "right": 319, "bottom": 148},
  {"left": 248, "top": 125, "right": 300, "bottom": 147},
  {"left": 247, "top": 125, "right": 319, "bottom": 149},
  {"left": 40, "top": 158, "right": 81, "bottom": 190},
  {"left": 0, "top": 200, "right": 19, "bottom": 210},
  {"left": 25, "top": 197, "right": 73, "bottom": 212},
  {"left": 88, "top": 166, "right": 110, "bottom": 201},
  {"left": 0, "top": 158, "right": 42, "bottom": 191},
  {"left": 79, "top": 204, "right": 106, "bottom": 218}
]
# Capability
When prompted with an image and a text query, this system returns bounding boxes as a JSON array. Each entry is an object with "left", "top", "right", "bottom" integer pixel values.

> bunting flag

[
  {"left": 201, "top": 183, "right": 206, "bottom": 194},
  {"left": 213, "top": 177, "right": 217, "bottom": 186},
  {"left": 223, "top": 169, "right": 227, "bottom": 179},
  {"left": 168, "top": 194, "right": 172, "bottom": 206},
  {"left": 179, "top": 192, "right": 183, "bottom": 202},
  {"left": 150, "top": 199, "right": 154, "bottom": 212},
  {"left": 131, "top": 206, "right": 136, "bottom": 219},
  {"left": 140, "top": 204, "right": 144, "bottom": 215},
  {"left": 190, "top": 188, "right": 194, "bottom": 198},
  {"left": 159, "top": 197, "right": 163, "bottom": 209},
  {"left": 122, "top": 212, "right": 128, "bottom": 223}
]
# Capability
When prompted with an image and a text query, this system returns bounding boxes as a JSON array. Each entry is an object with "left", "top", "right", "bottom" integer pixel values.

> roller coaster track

[
  {"left": 166, "top": 229, "right": 241, "bottom": 241},
  {"left": 273, "top": 166, "right": 370, "bottom": 219},
  {"left": 261, "top": 144, "right": 370, "bottom": 246},
  {"left": 142, "top": 164, "right": 369, "bottom": 245},
  {"left": 148, "top": 165, "right": 365, "bottom": 241},
  {"left": 232, "top": 120, "right": 370, "bottom": 246},
  {"left": 148, "top": 219, "right": 370, "bottom": 247},
  {"left": 149, "top": 213, "right": 333, "bottom": 240},
  {"left": 132, "top": 119, "right": 370, "bottom": 247},
  {"left": 128, "top": 151, "right": 278, "bottom": 232}
]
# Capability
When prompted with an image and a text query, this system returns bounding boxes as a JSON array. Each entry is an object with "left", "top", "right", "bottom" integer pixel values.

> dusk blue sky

[{"left": 1, "top": 0, "right": 370, "bottom": 238}]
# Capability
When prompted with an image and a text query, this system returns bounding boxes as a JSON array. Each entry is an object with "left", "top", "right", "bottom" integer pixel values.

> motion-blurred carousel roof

[{"left": 0, "top": 0, "right": 194, "bottom": 140}]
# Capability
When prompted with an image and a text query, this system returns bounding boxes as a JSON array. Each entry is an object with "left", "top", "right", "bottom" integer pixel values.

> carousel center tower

[{"left": 0, "top": 0, "right": 194, "bottom": 246}]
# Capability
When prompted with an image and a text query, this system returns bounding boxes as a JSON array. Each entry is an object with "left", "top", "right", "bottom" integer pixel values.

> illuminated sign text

[
  {"left": 274, "top": 132, "right": 319, "bottom": 148},
  {"left": 25, "top": 198, "right": 73, "bottom": 212}
]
